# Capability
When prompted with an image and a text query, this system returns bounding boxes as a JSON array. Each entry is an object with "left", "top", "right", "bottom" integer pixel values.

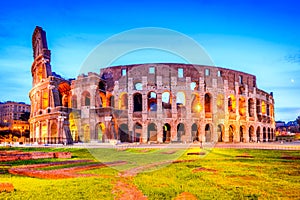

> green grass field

[{"left": 0, "top": 147, "right": 299, "bottom": 200}]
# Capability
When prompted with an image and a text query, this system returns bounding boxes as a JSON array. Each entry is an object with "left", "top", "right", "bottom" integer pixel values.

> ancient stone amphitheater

[{"left": 29, "top": 27, "right": 275, "bottom": 144}]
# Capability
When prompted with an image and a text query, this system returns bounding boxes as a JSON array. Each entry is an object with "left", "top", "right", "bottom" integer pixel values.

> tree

[
  {"left": 20, "top": 112, "right": 30, "bottom": 121},
  {"left": 297, "top": 116, "right": 300, "bottom": 126}
]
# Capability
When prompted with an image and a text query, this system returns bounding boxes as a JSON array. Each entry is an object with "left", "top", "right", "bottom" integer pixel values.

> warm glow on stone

[{"left": 261, "top": 101, "right": 266, "bottom": 114}]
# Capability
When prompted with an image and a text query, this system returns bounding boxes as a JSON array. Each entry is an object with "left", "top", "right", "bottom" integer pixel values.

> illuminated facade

[
  {"left": 29, "top": 27, "right": 275, "bottom": 144},
  {"left": 0, "top": 101, "right": 30, "bottom": 134}
]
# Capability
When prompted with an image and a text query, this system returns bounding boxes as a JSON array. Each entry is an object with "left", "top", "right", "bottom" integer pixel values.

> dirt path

[
  {"left": 112, "top": 159, "right": 197, "bottom": 200},
  {"left": 8, "top": 160, "right": 127, "bottom": 179},
  {"left": 113, "top": 177, "right": 148, "bottom": 200}
]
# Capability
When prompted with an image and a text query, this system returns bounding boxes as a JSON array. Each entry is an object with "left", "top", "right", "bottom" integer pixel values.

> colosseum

[{"left": 29, "top": 26, "right": 275, "bottom": 144}]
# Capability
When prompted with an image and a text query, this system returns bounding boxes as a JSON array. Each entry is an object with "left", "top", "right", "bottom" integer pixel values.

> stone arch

[
  {"left": 133, "top": 92, "right": 142, "bottom": 112},
  {"left": 217, "top": 124, "right": 224, "bottom": 142},
  {"left": 205, "top": 123, "right": 213, "bottom": 142},
  {"left": 42, "top": 91, "right": 49, "bottom": 109},
  {"left": 177, "top": 123, "right": 185, "bottom": 141},
  {"left": 81, "top": 91, "right": 91, "bottom": 106},
  {"left": 134, "top": 82, "right": 143, "bottom": 90},
  {"left": 239, "top": 97, "right": 246, "bottom": 117},
  {"left": 228, "top": 94, "right": 236, "bottom": 113},
  {"left": 191, "top": 93, "right": 201, "bottom": 113},
  {"left": 256, "top": 99, "right": 261, "bottom": 115},
  {"left": 99, "top": 92, "right": 106, "bottom": 107},
  {"left": 190, "top": 81, "right": 198, "bottom": 90},
  {"left": 204, "top": 93, "right": 212, "bottom": 113},
  {"left": 119, "top": 123, "right": 129, "bottom": 142},
  {"left": 229, "top": 125, "right": 235, "bottom": 143},
  {"left": 147, "top": 123, "right": 157, "bottom": 142},
  {"left": 148, "top": 91, "right": 157, "bottom": 111},
  {"left": 96, "top": 122, "right": 105, "bottom": 142},
  {"left": 249, "top": 125, "right": 255, "bottom": 142},
  {"left": 261, "top": 101, "right": 266, "bottom": 115},
  {"left": 133, "top": 122, "right": 142, "bottom": 143},
  {"left": 267, "top": 127, "right": 271, "bottom": 142},
  {"left": 248, "top": 98, "right": 255, "bottom": 117},
  {"left": 163, "top": 123, "right": 171, "bottom": 143},
  {"left": 256, "top": 126, "right": 261, "bottom": 142},
  {"left": 162, "top": 91, "right": 172, "bottom": 109},
  {"left": 191, "top": 123, "right": 198, "bottom": 141},
  {"left": 119, "top": 93, "right": 128, "bottom": 110},
  {"left": 239, "top": 125, "right": 246, "bottom": 142},
  {"left": 263, "top": 127, "right": 267, "bottom": 142},
  {"left": 176, "top": 91, "right": 186, "bottom": 107}
]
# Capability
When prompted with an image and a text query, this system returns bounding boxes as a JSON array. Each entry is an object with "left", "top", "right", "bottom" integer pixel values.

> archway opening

[
  {"left": 96, "top": 122, "right": 105, "bottom": 142},
  {"left": 205, "top": 93, "right": 212, "bottom": 113},
  {"left": 133, "top": 123, "right": 142, "bottom": 143},
  {"left": 239, "top": 97, "right": 246, "bottom": 117},
  {"left": 98, "top": 92, "right": 106, "bottom": 107},
  {"left": 191, "top": 94, "right": 201, "bottom": 113},
  {"left": 148, "top": 92, "right": 157, "bottom": 111},
  {"left": 133, "top": 93, "right": 142, "bottom": 112},
  {"left": 228, "top": 95, "right": 236, "bottom": 113},
  {"left": 177, "top": 123, "right": 185, "bottom": 141},
  {"left": 249, "top": 126, "right": 255, "bottom": 142},
  {"left": 256, "top": 127, "right": 261, "bottom": 142},
  {"left": 119, "top": 123, "right": 129, "bottom": 142},
  {"left": 163, "top": 123, "right": 171, "bottom": 143},
  {"left": 248, "top": 98, "right": 255, "bottom": 117},
  {"left": 191, "top": 123, "right": 198, "bottom": 141},
  {"left": 82, "top": 91, "right": 91, "bottom": 106},
  {"left": 263, "top": 127, "right": 267, "bottom": 142},
  {"left": 148, "top": 123, "right": 157, "bottom": 142},
  {"left": 229, "top": 125, "right": 235, "bottom": 143},
  {"left": 205, "top": 124, "right": 212, "bottom": 142},
  {"left": 239, "top": 126, "right": 245, "bottom": 142},
  {"left": 217, "top": 124, "right": 224, "bottom": 142},
  {"left": 162, "top": 91, "right": 171, "bottom": 109},
  {"left": 176, "top": 92, "right": 186, "bottom": 108}
]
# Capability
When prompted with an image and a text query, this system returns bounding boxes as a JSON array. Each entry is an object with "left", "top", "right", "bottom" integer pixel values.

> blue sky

[{"left": 0, "top": 0, "right": 299, "bottom": 122}]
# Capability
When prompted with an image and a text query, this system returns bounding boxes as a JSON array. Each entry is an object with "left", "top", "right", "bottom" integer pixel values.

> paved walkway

[{"left": 2, "top": 141, "right": 300, "bottom": 150}]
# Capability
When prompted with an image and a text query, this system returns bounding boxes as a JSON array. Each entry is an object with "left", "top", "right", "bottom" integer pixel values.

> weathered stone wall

[{"left": 69, "top": 63, "right": 275, "bottom": 143}]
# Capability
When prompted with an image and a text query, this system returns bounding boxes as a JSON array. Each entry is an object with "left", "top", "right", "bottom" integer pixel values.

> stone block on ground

[{"left": 0, "top": 183, "right": 14, "bottom": 193}]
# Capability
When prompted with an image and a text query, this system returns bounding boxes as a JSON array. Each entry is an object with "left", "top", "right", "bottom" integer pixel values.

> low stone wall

[{"left": 0, "top": 151, "right": 71, "bottom": 162}]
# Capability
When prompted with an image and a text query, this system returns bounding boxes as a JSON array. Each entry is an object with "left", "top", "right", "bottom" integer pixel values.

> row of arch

[
  {"left": 71, "top": 90, "right": 274, "bottom": 118},
  {"left": 77, "top": 121, "right": 275, "bottom": 143}
]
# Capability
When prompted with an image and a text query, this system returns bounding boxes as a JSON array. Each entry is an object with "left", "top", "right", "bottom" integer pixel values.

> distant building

[
  {"left": 29, "top": 26, "right": 276, "bottom": 144},
  {"left": 0, "top": 101, "right": 30, "bottom": 136},
  {"left": 275, "top": 121, "right": 285, "bottom": 128}
]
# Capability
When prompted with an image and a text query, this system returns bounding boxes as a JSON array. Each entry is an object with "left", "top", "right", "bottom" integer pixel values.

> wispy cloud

[{"left": 285, "top": 51, "right": 300, "bottom": 64}]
